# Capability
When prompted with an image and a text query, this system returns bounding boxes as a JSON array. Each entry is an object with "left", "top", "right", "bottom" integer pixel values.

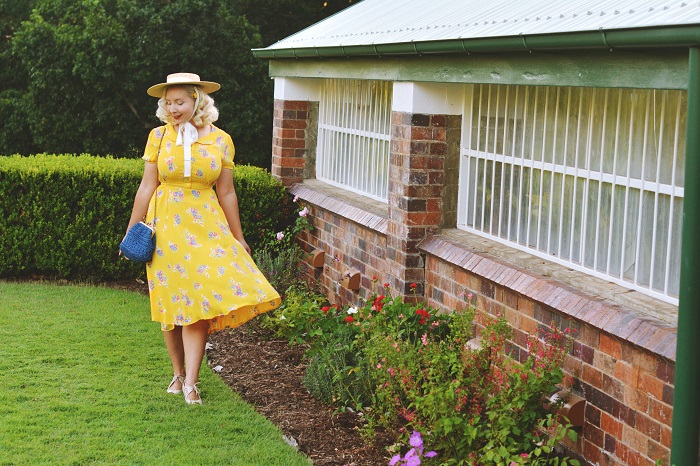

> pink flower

[
  {"left": 275, "top": 231, "right": 284, "bottom": 241},
  {"left": 293, "top": 195, "right": 299, "bottom": 202},
  {"left": 421, "top": 333, "right": 429, "bottom": 346},
  {"left": 299, "top": 207, "right": 309, "bottom": 217}
]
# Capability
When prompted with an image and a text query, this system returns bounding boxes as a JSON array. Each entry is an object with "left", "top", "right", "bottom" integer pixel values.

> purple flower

[
  {"left": 405, "top": 457, "right": 420, "bottom": 466},
  {"left": 389, "top": 455, "right": 401, "bottom": 466},
  {"left": 410, "top": 431, "right": 423, "bottom": 449}
]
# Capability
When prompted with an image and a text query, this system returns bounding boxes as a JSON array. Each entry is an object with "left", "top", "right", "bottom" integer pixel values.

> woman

[{"left": 124, "top": 72, "right": 280, "bottom": 404}]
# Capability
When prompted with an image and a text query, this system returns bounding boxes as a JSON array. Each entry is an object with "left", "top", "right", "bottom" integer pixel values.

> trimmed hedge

[{"left": 0, "top": 154, "right": 288, "bottom": 282}]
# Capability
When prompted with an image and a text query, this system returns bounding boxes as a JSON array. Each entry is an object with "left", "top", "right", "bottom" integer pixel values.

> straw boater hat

[{"left": 147, "top": 72, "right": 221, "bottom": 98}]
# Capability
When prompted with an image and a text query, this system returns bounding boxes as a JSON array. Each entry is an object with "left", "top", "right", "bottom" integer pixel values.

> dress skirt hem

[{"left": 155, "top": 298, "right": 281, "bottom": 334}]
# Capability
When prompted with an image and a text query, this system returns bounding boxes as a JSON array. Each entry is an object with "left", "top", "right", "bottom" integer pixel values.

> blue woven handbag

[
  {"left": 120, "top": 221, "right": 156, "bottom": 263},
  {"left": 119, "top": 127, "right": 164, "bottom": 264}
]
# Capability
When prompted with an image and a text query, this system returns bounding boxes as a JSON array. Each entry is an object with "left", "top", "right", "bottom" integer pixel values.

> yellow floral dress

[{"left": 142, "top": 124, "right": 280, "bottom": 333}]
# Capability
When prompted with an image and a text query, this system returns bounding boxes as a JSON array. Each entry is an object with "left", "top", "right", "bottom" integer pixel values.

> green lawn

[{"left": 0, "top": 281, "right": 310, "bottom": 466}]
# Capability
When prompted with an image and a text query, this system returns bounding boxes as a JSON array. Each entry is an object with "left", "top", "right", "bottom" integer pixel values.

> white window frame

[
  {"left": 316, "top": 79, "right": 392, "bottom": 202},
  {"left": 458, "top": 84, "right": 685, "bottom": 305}
]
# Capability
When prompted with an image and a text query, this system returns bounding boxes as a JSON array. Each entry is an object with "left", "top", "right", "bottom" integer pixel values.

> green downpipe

[{"left": 670, "top": 47, "right": 700, "bottom": 466}]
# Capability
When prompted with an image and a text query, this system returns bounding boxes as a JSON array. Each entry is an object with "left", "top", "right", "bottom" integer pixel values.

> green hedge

[{"left": 0, "top": 154, "right": 288, "bottom": 282}]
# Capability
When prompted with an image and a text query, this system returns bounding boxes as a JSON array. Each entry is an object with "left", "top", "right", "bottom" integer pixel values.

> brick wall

[
  {"left": 272, "top": 99, "right": 317, "bottom": 187},
  {"left": 275, "top": 97, "right": 677, "bottom": 466}
]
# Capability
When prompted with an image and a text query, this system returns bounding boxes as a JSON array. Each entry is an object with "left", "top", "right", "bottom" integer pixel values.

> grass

[{"left": 0, "top": 281, "right": 311, "bottom": 466}]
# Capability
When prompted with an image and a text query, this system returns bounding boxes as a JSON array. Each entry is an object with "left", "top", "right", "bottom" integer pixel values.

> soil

[{"left": 110, "top": 279, "right": 393, "bottom": 465}]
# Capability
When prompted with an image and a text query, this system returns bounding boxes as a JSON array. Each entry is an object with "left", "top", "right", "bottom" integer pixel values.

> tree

[
  {"left": 0, "top": 0, "right": 37, "bottom": 155},
  {"left": 0, "top": 0, "right": 356, "bottom": 165},
  {"left": 237, "top": 0, "right": 356, "bottom": 47},
  {"left": 6, "top": 0, "right": 272, "bottom": 166}
]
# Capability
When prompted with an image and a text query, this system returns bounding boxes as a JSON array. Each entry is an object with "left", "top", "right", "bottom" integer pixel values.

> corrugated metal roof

[{"left": 262, "top": 0, "right": 700, "bottom": 50}]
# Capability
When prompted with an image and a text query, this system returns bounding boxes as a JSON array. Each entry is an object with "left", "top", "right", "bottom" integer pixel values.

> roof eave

[{"left": 252, "top": 25, "right": 700, "bottom": 59}]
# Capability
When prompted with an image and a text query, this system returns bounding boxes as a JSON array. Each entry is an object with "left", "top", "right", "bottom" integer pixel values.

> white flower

[
  {"left": 280, "top": 315, "right": 286, "bottom": 320},
  {"left": 299, "top": 207, "right": 309, "bottom": 217},
  {"left": 347, "top": 307, "right": 358, "bottom": 315},
  {"left": 276, "top": 231, "right": 285, "bottom": 241}
]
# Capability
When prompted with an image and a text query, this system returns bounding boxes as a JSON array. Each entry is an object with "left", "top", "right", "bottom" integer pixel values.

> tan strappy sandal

[
  {"left": 183, "top": 383, "right": 202, "bottom": 405},
  {"left": 167, "top": 374, "right": 186, "bottom": 394}
]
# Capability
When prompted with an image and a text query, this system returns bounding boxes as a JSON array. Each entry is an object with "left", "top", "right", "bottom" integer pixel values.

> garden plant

[{"left": 259, "top": 231, "right": 581, "bottom": 466}]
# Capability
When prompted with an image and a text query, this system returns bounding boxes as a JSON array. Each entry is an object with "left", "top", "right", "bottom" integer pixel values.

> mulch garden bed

[{"left": 111, "top": 278, "right": 393, "bottom": 465}]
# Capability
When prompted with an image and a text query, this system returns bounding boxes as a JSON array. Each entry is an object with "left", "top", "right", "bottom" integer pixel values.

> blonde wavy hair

[{"left": 155, "top": 84, "right": 219, "bottom": 127}]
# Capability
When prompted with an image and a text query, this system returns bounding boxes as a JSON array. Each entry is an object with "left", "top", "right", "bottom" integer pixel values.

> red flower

[
  {"left": 383, "top": 283, "right": 390, "bottom": 288},
  {"left": 321, "top": 306, "right": 330, "bottom": 313},
  {"left": 344, "top": 316, "right": 354, "bottom": 323},
  {"left": 409, "top": 283, "right": 417, "bottom": 289}
]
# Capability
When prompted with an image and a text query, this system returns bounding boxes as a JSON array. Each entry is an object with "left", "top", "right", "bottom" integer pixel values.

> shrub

[{"left": 0, "top": 154, "right": 287, "bottom": 281}]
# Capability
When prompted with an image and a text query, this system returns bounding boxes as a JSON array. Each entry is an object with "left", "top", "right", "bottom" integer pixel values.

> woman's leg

[
  {"left": 163, "top": 326, "right": 185, "bottom": 391},
  {"left": 182, "top": 319, "right": 210, "bottom": 402}
]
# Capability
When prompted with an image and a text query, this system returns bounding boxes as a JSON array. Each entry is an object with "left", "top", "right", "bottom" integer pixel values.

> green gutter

[
  {"left": 252, "top": 25, "right": 700, "bottom": 58},
  {"left": 670, "top": 46, "right": 700, "bottom": 466}
]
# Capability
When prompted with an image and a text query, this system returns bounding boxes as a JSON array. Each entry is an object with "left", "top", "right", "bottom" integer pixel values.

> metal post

[{"left": 670, "top": 46, "right": 700, "bottom": 466}]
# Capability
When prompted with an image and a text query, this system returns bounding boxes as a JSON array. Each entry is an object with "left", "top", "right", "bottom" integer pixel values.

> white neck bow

[{"left": 176, "top": 121, "right": 198, "bottom": 178}]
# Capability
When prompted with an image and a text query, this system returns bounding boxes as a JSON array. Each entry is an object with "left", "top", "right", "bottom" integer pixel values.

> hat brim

[{"left": 147, "top": 81, "right": 221, "bottom": 98}]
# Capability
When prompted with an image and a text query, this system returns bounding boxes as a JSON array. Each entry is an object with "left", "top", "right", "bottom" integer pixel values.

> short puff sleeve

[
  {"left": 222, "top": 133, "right": 235, "bottom": 170},
  {"left": 142, "top": 126, "right": 167, "bottom": 163}
]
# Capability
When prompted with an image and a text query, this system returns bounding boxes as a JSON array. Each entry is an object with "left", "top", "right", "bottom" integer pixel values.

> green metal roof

[{"left": 253, "top": 0, "right": 700, "bottom": 58}]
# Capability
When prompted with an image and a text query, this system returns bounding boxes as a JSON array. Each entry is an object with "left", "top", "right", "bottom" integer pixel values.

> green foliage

[
  {"left": 232, "top": 164, "right": 290, "bottom": 251},
  {"left": 260, "top": 285, "right": 330, "bottom": 346},
  {"left": 0, "top": 155, "right": 287, "bottom": 281},
  {"left": 252, "top": 199, "right": 313, "bottom": 297},
  {"left": 3, "top": 0, "right": 272, "bottom": 166},
  {"left": 271, "top": 282, "right": 580, "bottom": 465},
  {"left": 0, "top": 154, "right": 144, "bottom": 281}
]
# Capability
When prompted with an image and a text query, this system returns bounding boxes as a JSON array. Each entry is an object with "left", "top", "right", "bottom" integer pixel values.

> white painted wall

[
  {"left": 392, "top": 82, "right": 465, "bottom": 115},
  {"left": 273, "top": 77, "right": 322, "bottom": 101}
]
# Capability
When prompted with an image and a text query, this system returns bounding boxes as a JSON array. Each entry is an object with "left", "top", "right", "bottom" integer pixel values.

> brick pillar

[
  {"left": 386, "top": 112, "right": 451, "bottom": 300},
  {"left": 272, "top": 99, "right": 311, "bottom": 187}
]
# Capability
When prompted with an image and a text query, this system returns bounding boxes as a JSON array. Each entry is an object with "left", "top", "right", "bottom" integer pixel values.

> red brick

[
  {"left": 600, "top": 333, "right": 622, "bottom": 359},
  {"left": 648, "top": 398, "right": 672, "bottom": 427},
  {"left": 617, "top": 443, "right": 641, "bottom": 466},
  {"left": 276, "top": 137, "right": 306, "bottom": 149},
  {"left": 636, "top": 413, "right": 661, "bottom": 442},
  {"left": 623, "top": 424, "right": 650, "bottom": 453},
  {"left": 279, "top": 100, "right": 309, "bottom": 111},
  {"left": 647, "top": 439, "right": 670, "bottom": 465},
  {"left": 638, "top": 371, "right": 665, "bottom": 400},
  {"left": 582, "top": 439, "right": 602, "bottom": 464},
  {"left": 660, "top": 425, "right": 672, "bottom": 449},
  {"left": 601, "top": 411, "right": 624, "bottom": 438},
  {"left": 278, "top": 157, "right": 306, "bottom": 168},
  {"left": 583, "top": 364, "right": 604, "bottom": 389},
  {"left": 614, "top": 361, "right": 640, "bottom": 387},
  {"left": 625, "top": 385, "right": 650, "bottom": 413}
]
